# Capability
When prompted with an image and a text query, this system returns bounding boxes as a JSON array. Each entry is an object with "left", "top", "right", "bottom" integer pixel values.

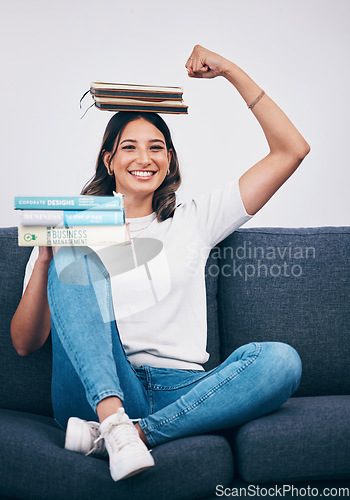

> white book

[
  {"left": 19, "top": 209, "right": 125, "bottom": 226},
  {"left": 18, "top": 224, "right": 130, "bottom": 247}
]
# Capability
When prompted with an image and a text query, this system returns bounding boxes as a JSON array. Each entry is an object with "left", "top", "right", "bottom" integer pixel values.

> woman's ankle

[
  {"left": 134, "top": 422, "right": 150, "bottom": 447},
  {"left": 96, "top": 396, "right": 123, "bottom": 423}
]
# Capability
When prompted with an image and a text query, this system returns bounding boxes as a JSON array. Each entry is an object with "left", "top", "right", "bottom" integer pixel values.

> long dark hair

[{"left": 81, "top": 111, "right": 181, "bottom": 221}]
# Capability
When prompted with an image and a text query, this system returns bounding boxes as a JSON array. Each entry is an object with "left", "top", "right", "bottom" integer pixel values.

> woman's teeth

[{"left": 129, "top": 171, "right": 155, "bottom": 177}]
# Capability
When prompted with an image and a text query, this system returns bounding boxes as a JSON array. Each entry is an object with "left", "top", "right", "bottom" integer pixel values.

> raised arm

[
  {"left": 11, "top": 247, "right": 52, "bottom": 356},
  {"left": 185, "top": 45, "right": 310, "bottom": 216}
]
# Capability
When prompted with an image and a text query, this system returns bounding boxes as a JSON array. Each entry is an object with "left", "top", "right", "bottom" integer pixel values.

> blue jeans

[{"left": 47, "top": 247, "right": 302, "bottom": 448}]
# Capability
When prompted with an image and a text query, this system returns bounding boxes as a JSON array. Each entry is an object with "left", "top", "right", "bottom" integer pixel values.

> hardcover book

[
  {"left": 18, "top": 224, "right": 130, "bottom": 247},
  {"left": 90, "top": 82, "right": 183, "bottom": 100},
  {"left": 14, "top": 195, "right": 124, "bottom": 211},
  {"left": 19, "top": 209, "right": 125, "bottom": 226},
  {"left": 93, "top": 96, "right": 188, "bottom": 114},
  {"left": 94, "top": 102, "right": 188, "bottom": 114}
]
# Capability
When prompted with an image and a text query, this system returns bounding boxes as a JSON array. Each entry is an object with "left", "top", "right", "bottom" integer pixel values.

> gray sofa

[{"left": 1, "top": 226, "right": 349, "bottom": 499}]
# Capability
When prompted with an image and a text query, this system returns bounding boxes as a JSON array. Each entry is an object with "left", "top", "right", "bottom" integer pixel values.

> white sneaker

[
  {"left": 65, "top": 417, "right": 107, "bottom": 457},
  {"left": 97, "top": 407, "right": 155, "bottom": 481}
]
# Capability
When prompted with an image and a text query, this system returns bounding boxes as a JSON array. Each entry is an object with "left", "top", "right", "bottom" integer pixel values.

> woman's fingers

[
  {"left": 185, "top": 56, "right": 195, "bottom": 72},
  {"left": 187, "top": 64, "right": 214, "bottom": 79},
  {"left": 185, "top": 45, "right": 227, "bottom": 79},
  {"left": 186, "top": 53, "right": 210, "bottom": 78}
]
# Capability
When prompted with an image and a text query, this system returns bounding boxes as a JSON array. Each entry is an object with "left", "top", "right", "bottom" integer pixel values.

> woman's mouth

[{"left": 128, "top": 170, "right": 156, "bottom": 179}]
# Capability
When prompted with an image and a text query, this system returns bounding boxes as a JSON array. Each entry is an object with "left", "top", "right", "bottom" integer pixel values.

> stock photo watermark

[
  {"left": 215, "top": 484, "right": 350, "bottom": 497},
  {"left": 187, "top": 241, "right": 316, "bottom": 280}
]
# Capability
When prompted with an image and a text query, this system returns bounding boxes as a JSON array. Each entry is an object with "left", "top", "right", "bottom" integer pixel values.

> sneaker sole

[{"left": 110, "top": 452, "right": 155, "bottom": 482}]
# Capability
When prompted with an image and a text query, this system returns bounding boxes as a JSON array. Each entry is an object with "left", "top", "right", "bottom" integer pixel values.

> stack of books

[
  {"left": 89, "top": 82, "right": 188, "bottom": 114},
  {"left": 15, "top": 195, "right": 130, "bottom": 247}
]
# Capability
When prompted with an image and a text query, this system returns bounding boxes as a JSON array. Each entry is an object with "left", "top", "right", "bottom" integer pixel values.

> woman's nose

[{"left": 136, "top": 149, "right": 151, "bottom": 165}]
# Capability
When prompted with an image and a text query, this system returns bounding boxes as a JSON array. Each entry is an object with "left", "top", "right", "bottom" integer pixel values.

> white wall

[{"left": 1, "top": 0, "right": 349, "bottom": 228}]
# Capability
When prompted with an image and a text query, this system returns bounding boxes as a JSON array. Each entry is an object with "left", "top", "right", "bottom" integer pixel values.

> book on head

[
  {"left": 90, "top": 82, "right": 184, "bottom": 100},
  {"left": 88, "top": 82, "right": 188, "bottom": 115}
]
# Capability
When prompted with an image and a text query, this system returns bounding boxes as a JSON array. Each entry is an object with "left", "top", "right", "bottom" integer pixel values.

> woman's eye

[{"left": 120, "top": 144, "right": 164, "bottom": 151}]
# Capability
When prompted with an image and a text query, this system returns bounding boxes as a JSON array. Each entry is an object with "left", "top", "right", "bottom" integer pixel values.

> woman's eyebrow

[
  {"left": 149, "top": 139, "right": 165, "bottom": 144},
  {"left": 120, "top": 138, "right": 165, "bottom": 145},
  {"left": 120, "top": 139, "right": 137, "bottom": 144}
]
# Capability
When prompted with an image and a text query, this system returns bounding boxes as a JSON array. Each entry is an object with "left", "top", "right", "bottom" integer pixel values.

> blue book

[
  {"left": 14, "top": 195, "right": 124, "bottom": 211},
  {"left": 19, "top": 209, "right": 125, "bottom": 226}
]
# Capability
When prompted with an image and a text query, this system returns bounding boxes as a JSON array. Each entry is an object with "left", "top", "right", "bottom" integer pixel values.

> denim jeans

[{"left": 47, "top": 246, "right": 302, "bottom": 448}]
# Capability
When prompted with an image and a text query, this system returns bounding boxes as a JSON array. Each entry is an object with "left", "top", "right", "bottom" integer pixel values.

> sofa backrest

[
  {"left": 1, "top": 226, "right": 349, "bottom": 418},
  {"left": 216, "top": 227, "right": 350, "bottom": 397}
]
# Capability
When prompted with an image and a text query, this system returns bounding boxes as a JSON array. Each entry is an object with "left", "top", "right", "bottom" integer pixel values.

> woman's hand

[
  {"left": 37, "top": 246, "right": 53, "bottom": 265},
  {"left": 185, "top": 45, "right": 231, "bottom": 79}
]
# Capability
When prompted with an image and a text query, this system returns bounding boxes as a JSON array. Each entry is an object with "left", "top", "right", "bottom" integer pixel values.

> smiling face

[{"left": 104, "top": 118, "right": 172, "bottom": 204}]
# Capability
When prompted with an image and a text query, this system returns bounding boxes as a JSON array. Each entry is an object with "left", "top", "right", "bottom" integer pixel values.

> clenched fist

[{"left": 185, "top": 45, "right": 232, "bottom": 79}]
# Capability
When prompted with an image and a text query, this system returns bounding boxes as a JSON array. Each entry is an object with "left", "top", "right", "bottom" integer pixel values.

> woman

[{"left": 11, "top": 45, "right": 310, "bottom": 482}]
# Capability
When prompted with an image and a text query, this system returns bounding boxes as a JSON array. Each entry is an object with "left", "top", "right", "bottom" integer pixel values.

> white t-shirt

[{"left": 22, "top": 179, "right": 252, "bottom": 370}]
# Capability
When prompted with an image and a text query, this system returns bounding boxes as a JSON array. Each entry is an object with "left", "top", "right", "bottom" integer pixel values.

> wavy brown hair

[{"left": 81, "top": 111, "right": 181, "bottom": 222}]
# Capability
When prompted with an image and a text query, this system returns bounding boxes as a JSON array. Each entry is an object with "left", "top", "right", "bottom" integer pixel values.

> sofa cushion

[
  {"left": 0, "top": 409, "right": 234, "bottom": 500},
  {"left": 0, "top": 227, "right": 53, "bottom": 417},
  {"left": 232, "top": 396, "right": 350, "bottom": 483},
  {"left": 218, "top": 227, "right": 350, "bottom": 397}
]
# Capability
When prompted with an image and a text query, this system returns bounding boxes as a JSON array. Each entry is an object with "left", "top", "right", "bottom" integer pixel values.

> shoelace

[
  {"left": 100, "top": 420, "right": 139, "bottom": 449},
  {"left": 92, "top": 417, "right": 145, "bottom": 454},
  {"left": 85, "top": 423, "right": 107, "bottom": 457}
]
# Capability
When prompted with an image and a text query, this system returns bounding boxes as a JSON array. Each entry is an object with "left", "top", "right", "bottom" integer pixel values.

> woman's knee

[
  {"left": 265, "top": 341, "right": 302, "bottom": 395},
  {"left": 51, "top": 246, "right": 107, "bottom": 286}
]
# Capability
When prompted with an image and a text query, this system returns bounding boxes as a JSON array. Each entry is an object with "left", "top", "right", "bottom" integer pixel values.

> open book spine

[
  {"left": 19, "top": 209, "right": 125, "bottom": 226},
  {"left": 18, "top": 224, "right": 130, "bottom": 246}
]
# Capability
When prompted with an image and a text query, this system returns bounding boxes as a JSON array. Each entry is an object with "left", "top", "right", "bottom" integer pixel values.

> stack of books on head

[
  {"left": 15, "top": 195, "right": 130, "bottom": 247},
  {"left": 90, "top": 82, "right": 188, "bottom": 114}
]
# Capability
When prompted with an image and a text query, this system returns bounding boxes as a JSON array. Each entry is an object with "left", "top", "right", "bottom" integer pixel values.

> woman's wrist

[
  {"left": 34, "top": 258, "right": 51, "bottom": 273},
  {"left": 220, "top": 60, "right": 239, "bottom": 80},
  {"left": 37, "top": 246, "right": 53, "bottom": 267}
]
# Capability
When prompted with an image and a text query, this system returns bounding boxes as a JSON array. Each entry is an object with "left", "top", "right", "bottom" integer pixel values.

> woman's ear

[
  {"left": 103, "top": 151, "right": 114, "bottom": 176},
  {"left": 103, "top": 151, "right": 111, "bottom": 169},
  {"left": 167, "top": 149, "right": 173, "bottom": 165}
]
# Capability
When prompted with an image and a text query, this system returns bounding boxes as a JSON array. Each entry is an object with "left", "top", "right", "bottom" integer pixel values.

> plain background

[{"left": 1, "top": 0, "right": 349, "bottom": 229}]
